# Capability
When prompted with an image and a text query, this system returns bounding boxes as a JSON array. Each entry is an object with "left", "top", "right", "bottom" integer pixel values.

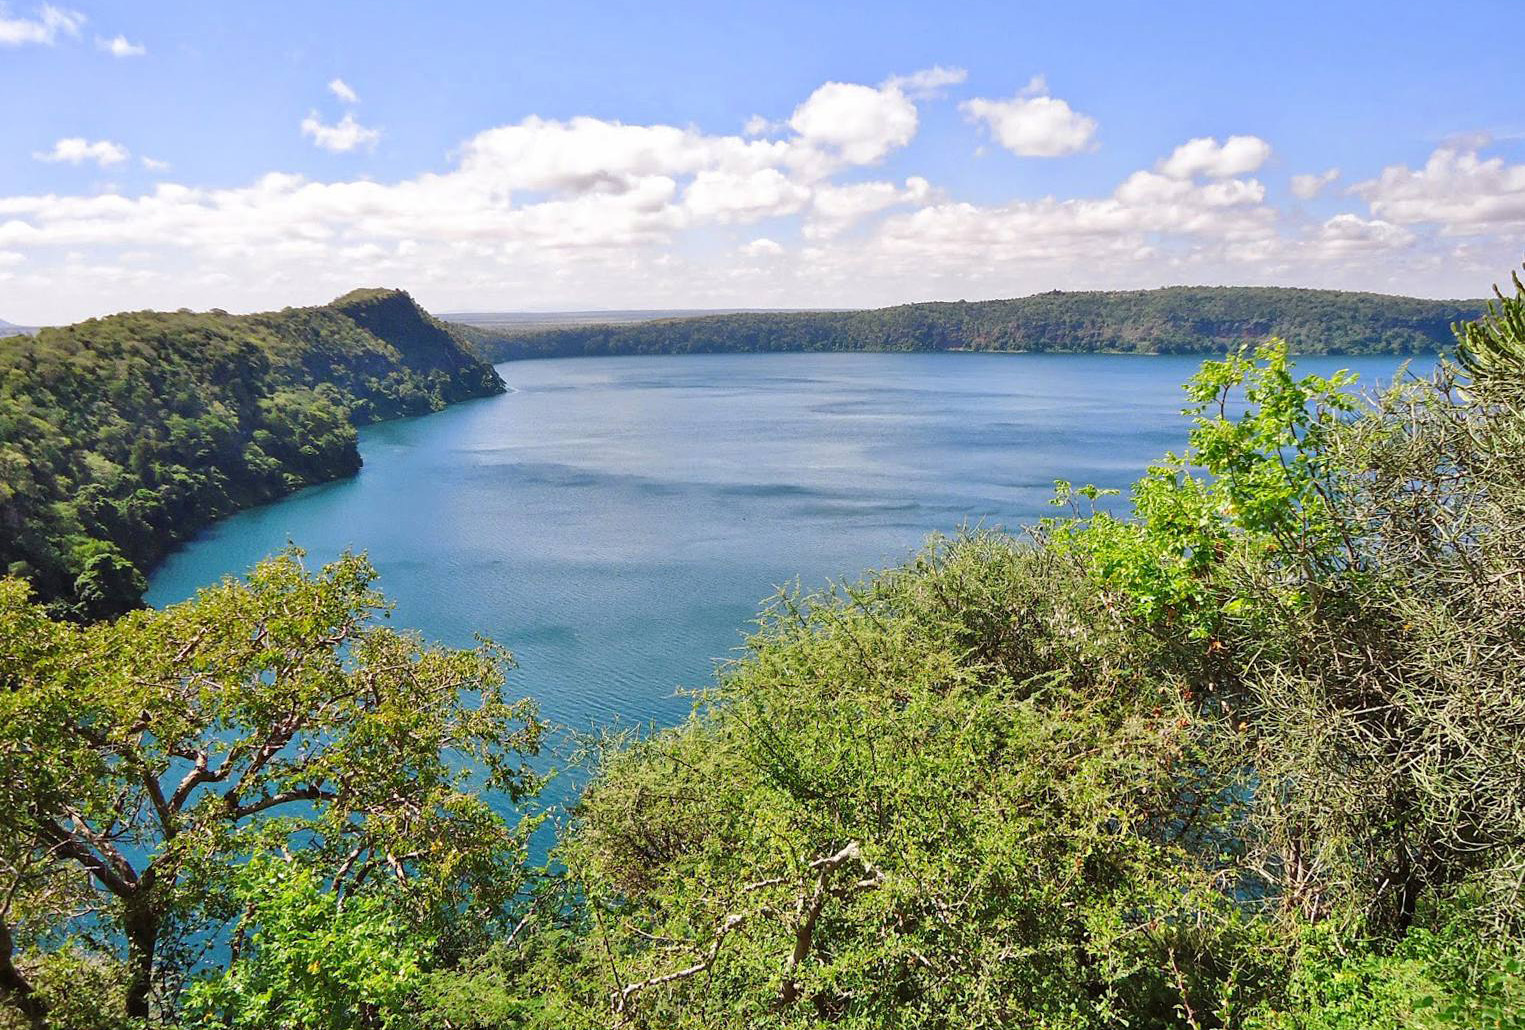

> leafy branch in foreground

[{"left": 0, "top": 550, "right": 543, "bottom": 1028}]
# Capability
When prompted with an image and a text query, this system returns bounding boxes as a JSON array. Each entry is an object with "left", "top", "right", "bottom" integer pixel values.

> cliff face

[
  {"left": 0, "top": 289, "right": 506, "bottom": 619},
  {"left": 330, "top": 287, "right": 505, "bottom": 390}
]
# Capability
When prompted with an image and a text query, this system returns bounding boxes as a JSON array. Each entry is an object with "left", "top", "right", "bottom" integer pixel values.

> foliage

[
  {"left": 1244, "top": 918, "right": 1525, "bottom": 1030},
  {"left": 181, "top": 859, "right": 430, "bottom": 1030},
  {"left": 1046, "top": 341, "right": 1359, "bottom": 638},
  {"left": 0, "top": 289, "right": 503, "bottom": 618},
  {"left": 451, "top": 534, "right": 1275, "bottom": 1029},
  {"left": 0, "top": 550, "right": 543, "bottom": 1028},
  {"left": 1048, "top": 281, "right": 1525, "bottom": 935},
  {"left": 1455, "top": 268, "right": 1525, "bottom": 390},
  {"left": 462, "top": 286, "right": 1485, "bottom": 363}
]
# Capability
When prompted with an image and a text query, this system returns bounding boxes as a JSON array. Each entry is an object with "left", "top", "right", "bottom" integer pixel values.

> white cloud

[
  {"left": 1291, "top": 167, "right": 1340, "bottom": 199},
  {"left": 328, "top": 77, "right": 359, "bottom": 104},
  {"left": 34, "top": 137, "right": 129, "bottom": 166},
  {"left": 1159, "top": 135, "right": 1272, "bottom": 179},
  {"left": 883, "top": 65, "right": 967, "bottom": 99},
  {"left": 788, "top": 80, "right": 918, "bottom": 166},
  {"left": 0, "top": 3, "right": 82, "bottom": 46},
  {"left": 0, "top": 73, "right": 1515, "bottom": 321},
  {"left": 740, "top": 237, "right": 784, "bottom": 257},
  {"left": 0, "top": 250, "right": 24, "bottom": 268},
  {"left": 960, "top": 77, "right": 1098, "bottom": 157},
  {"left": 1354, "top": 140, "right": 1525, "bottom": 232},
  {"left": 141, "top": 156, "right": 170, "bottom": 172},
  {"left": 805, "top": 177, "right": 932, "bottom": 239},
  {"left": 684, "top": 168, "right": 810, "bottom": 222},
  {"left": 1312, "top": 213, "right": 1414, "bottom": 255},
  {"left": 301, "top": 112, "right": 380, "bottom": 153},
  {"left": 96, "top": 33, "right": 144, "bottom": 57}
]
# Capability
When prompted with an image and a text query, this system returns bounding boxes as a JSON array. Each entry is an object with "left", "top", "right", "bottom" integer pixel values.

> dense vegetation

[
  {"left": 0, "top": 289, "right": 504, "bottom": 619},
  {"left": 462, "top": 286, "right": 1485, "bottom": 362},
  {"left": 3, "top": 273, "right": 1524, "bottom": 1029}
]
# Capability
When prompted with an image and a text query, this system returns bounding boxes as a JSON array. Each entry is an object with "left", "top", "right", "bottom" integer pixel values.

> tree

[{"left": 0, "top": 551, "right": 543, "bottom": 1028}]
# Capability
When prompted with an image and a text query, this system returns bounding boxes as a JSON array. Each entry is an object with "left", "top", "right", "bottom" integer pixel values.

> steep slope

[
  {"left": 0, "top": 289, "right": 504, "bottom": 618},
  {"left": 461, "top": 286, "right": 1487, "bottom": 361}
]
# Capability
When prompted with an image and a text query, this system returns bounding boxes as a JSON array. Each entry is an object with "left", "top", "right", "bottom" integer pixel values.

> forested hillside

[
  {"left": 463, "top": 286, "right": 1486, "bottom": 362},
  {"left": 0, "top": 288, "right": 503, "bottom": 618}
]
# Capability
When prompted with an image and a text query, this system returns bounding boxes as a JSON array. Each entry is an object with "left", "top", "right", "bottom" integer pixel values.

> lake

[{"left": 146, "top": 351, "right": 1419, "bottom": 734}]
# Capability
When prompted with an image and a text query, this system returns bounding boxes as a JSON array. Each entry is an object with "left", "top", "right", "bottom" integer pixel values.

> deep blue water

[{"left": 146, "top": 351, "right": 1418, "bottom": 734}]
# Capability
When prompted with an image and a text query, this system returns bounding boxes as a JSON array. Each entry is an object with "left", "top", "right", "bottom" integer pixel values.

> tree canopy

[
  {"left": 0, "top": 550, "right": 543, "bottom": 1028},
  {"left": 460, "top": 286, "right": 1486, "bottom": 363}
]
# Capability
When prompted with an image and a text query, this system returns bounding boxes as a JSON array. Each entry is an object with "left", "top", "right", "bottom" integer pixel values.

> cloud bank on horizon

[{"left": 2, "top": 3, "right": 1523, "bottom": 322}]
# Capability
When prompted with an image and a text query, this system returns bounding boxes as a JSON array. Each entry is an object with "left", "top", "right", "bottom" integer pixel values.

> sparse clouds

[
  {"left": 141, "top": 156, "right": 170, "bottom": 172},
  {"left": 960, "top": 76, "right": 1098, "bottom": 157},
  {"left": 0, "top": 71, "right": 1516, "bottom": 318},
  {"left": 883, "top": 65, "right": 967, "bottom": 99},
  {"left": 301, "top": 112, "right": 380, "bottom": 153},
  {"left": 328, "top": 77, "right": 359, "bottom": 104},
  {"left": 0, "top": 3, "right": 82, "bottom": 46},
  {"left": 96, "top": 33, "right": 144, "bottom": 57},
  {"left": 1291, "top": 167, "right": 1340, "bottom": 199},
  {"left": 1159, "top": 135, "right": 1272, "bottom": 179},
  {"left": 34, "top": 137, "right": 129, "bottom": 166}
]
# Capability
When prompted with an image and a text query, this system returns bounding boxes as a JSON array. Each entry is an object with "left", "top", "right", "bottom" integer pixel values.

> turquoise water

[{"left": 147, "top": 351, "right": 1418, "bottom": 733}]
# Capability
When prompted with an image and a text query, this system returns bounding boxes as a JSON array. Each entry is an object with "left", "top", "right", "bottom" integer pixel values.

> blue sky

[{"left": 2, "top": 0, "right": 1522, "bottom": 323}]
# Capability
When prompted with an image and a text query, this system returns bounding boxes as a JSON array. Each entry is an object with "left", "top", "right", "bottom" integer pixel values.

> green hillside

[
  {"left": 462, "top": 286, "right": 1487, "bottom": 361},
  {"left": 0, "top": 289, "right": 503, "bottom": 618}
]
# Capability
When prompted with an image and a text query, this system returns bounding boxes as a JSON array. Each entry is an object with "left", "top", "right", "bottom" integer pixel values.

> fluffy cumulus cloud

[
  {"left": 1310, "top": 214, "right": 1414, "bottom": 255},
  {"left": 0, "top": 70, "right": 1518, "bottom": 321},
  {"left": 1159, "top": 135, "right": 1272, "bottom": 179},
  {"left": 33, "top": 137, "right": 129, "bottom": 166},
  {"left": 961, "top": 76, "right": 1098, "bottom": 157},
  {"left": 787, "top": 80, "right": 918, "bottom": 166},
  {"left": 301, "top": 112, "right": 381, "bottom": 153},
  {"left": 96, "top": 33, "right": 144, "bottom": 57},
  {"left": 1353, "top": 140, "right": 1525, "bottom": 232},
  {"left": 805, "top": 177, "right": 932, "bottom": 239},
  {"left": 0, "top": 3, "right": 82, "bottom": 46}
]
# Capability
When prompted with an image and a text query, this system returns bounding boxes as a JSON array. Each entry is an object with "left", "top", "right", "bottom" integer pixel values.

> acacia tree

[
  {"left": 1055, "top": 272, "right": 1525, "bottom": 936},
  {"left": 0, "top": 550, "right": 543, "bottom": 1028}
]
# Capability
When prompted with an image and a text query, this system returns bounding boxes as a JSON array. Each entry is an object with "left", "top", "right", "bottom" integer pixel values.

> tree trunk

[
  {"left": 123, "top": 902, "right": 159, "bottom": 1022},
  {"left": 0, "top": 917, "right": 48, "bottom": 1030}
]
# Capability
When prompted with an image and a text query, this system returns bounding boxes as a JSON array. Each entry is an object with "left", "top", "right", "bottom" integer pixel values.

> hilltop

[
  {"left": 0, "top": 288, "right": 503, "bottom": 617},
  {"left": 459, "top": 285, "right": 1487, "bottom": 362}
]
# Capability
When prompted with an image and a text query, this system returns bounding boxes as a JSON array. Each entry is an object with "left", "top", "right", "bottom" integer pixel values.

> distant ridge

[
  {"left": 454, "top": 286, "right": 1488, "bottom": 363},
  {"left": 443, "top": 308, "right": 830, "bottom": 332}
]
